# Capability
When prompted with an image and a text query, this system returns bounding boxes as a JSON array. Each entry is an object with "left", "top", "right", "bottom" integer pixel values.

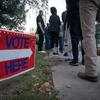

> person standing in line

[
  {"left": 36, "top": 10, "right": 45, "bottom": 53},
  {"left": 59, "top": 22, "right": 64, "bottom": 55},
  {"left": 66, "top": 0, "right": 85, "bottom": 66},
  {"left": 62, "top": 10, "right": 72, "bottom": 59},
  {"left": 61, "top": 10, "right": 68, "bottom": 56},
  {"left": 49, "top": 7, "right": 61, "bottom": 55},
  {"left": 62, "top": 10, "right": 67, "bottom": 34},
  {"left": 78, "top": 0, "right": 100, "bottom": 82},
  {"left": 45, "top": 23, "right": 51, "bottom": 50}
]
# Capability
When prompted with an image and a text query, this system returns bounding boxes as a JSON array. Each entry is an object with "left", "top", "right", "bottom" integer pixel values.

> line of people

[
  {"left": 36, "top": 8, "right": 61, "bottom": 55},
  {"left": 36, "top": 7, "right": 83, "bottom": 65},
  {"left": 36, "top": 0, "right": 100, "bottom": 82}
]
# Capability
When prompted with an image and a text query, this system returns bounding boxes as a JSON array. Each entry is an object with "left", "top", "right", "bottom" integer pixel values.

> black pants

[
  {"left": 71, "top": 37, "right": 79, "bottom": 62},
  {"left": 70, "top": 20, "right": 85, "bottom": 62},
  {"left": 38, "top": 33, "right": 44, "bottom": 51},
  {"left": 50, "top": 31, "right": 59, "bottom": 49},
  {"left": 70, "top": 37, "right": 85, "bottom": 62}
]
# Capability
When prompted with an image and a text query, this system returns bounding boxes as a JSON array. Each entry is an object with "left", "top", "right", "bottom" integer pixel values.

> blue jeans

[
  {"left": 59, "top": 36, "right": 64, "bottom": 53},
  {"left": 45, "top": 34, "right": 51, "bottom": 50}
]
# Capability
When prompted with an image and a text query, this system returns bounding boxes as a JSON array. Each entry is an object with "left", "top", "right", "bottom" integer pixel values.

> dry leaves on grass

[
  {"left": 39, "top": 81, "right": 54, "bottom": 96},
  {"left": 39, "top": 70, "right": 46, "bottom": 77}
]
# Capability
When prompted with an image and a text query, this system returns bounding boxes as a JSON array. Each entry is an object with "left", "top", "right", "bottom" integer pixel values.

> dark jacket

[
  {"left": 67, "top": 0, "right": 82, "bottom": 38},
  {"left": 62, "top": 10, "right": 68, "bottom": 31},
  {"left": 49, "top": 14, "right": 61, "bottom": 32}
]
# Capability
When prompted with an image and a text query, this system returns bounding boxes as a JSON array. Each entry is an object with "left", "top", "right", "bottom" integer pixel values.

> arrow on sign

[{"left": 0, "top": 49, "right": 32, "bottom": 62}]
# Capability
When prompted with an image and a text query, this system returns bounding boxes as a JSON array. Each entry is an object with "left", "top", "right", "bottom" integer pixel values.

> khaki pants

[{"left": 79, "top": 0, "right": 100, "bottom": 76}]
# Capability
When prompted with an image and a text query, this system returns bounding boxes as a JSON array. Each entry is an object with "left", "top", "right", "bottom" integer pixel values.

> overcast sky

[{"left": 25, "top": 0, "right": 66, "bottom": 33}]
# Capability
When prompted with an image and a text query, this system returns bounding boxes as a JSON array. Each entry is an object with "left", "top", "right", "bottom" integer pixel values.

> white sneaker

[
  {"left": 39, "top": 51, "right": 46, "bottom": 53},
  {"left": 58, "top": 53, "right": 66, "bottom": 59},
  {"left": 59, "top": 52, "right": 64, "bottom": 56}
]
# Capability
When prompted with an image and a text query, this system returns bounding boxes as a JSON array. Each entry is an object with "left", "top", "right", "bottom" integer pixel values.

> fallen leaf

[
  {"left": 56, "top": 95, "right": 61, "bottom": 100},
  {"left": 39, "top": 70, "right": 46, "bottom": 77},
  {"left": 32, "top": 75, "right": 36, "bottom": 78},
  {"left": 34, "top": 83, "right": 39, "bottom": 87}
]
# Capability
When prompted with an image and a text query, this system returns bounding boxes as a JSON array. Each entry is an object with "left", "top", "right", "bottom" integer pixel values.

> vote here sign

[{"left": 0, "top": 29, "right": 36, "bottom": 82}]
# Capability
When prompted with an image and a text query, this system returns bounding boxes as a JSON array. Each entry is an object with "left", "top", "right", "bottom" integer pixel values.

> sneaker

[
  {"left": 69, "top": 61, "right": 79, "bottom": 66},
  {"left": 39, "top": 51, "right": 46, "bottom": 53},
  {"left": 81, "top": 61, "right": 84, "bottom": 65},
  {"left": 58, "top": 53, "right": 67, "bottom": 59},
  {"left": 63, "top": 52, "right": 68, "bottom": 56},
  {"left": 53, "top": 52, "right": 58, "bottom": 56},
  {"left": 59, "top": 52, "right": 64, "bottom": 56},
  {"left": 77, "top": 72, "right": 98, "bottom": 82}
]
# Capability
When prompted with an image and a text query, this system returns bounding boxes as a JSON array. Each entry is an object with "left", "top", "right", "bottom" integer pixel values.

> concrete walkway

[{"left": 50, "top": 56, "right": 100, "bottom": 100}]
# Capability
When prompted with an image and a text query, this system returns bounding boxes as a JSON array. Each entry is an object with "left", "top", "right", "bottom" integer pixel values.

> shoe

[
  {"left": 81, "top": 59, "right": 84, "bottom": 65},
  {"left": 53, "top": 52, "right": 58, "bottom": 56},
  {"left": 77, "top": 72, "right": 98, "bottom": 82},
  {"left": 59, "top": 52, "right": 63, "bottom": 56},
  {"left": 63, "top": 52, "right": 68, "bottom": 56},
  {"left": 69, "top": 61, "right": 79, "bottom": 66},
  {"left": 81, "top": 61, "right": 84, "bottom": 65},
  {"left": 39, "top": 51, "right": 46, "bottom": 53}
]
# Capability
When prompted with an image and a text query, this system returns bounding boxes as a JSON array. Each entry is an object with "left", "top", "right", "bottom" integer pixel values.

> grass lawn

[{"left": 0, "top": 51, "right": 59, "bottom": 100}]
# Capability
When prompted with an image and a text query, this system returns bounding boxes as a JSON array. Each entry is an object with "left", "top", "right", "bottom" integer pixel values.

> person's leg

[
  {"left": 38, "top": 34, "right": 44, "bottom": 51},
  {"left": 59, "top": 36, "right": 64, "bottom": 53},
  {"left": 54, "top": 32, "right": 59, "bottom": 54},
  {"left": 70, "top": 22, "right": 79, "bottom": 62},
  {"left": 70, "top": 37, "right": 79, "bottom": 63},
  {"left": 79, "top": 0, "right": 98, "bottom": 77},
  {"left": 45, "top": 34, "right": 48, "bottom": 50},
  {"left": 64, "top": 28, "right": 72, "bottom": 57},
  {"left": 45, "top": 34, "right": 50, "bottom": 50},
  {"left": 63, "top": 25, "right": 69, "bottom": 56},
  {"left": 81, "top": 40, "right": 85, "bottom": 64},
  {"left": 49, "top": 32, "right": 57, "bottom": 55},
  {"left": 50, "top": 32, "right": 54, "bottom": 49},
  {"left": 64, "top": 23, "right": 68, "bottom": 45},
  {"left": 48, "top": 35, "right": 51, "bottom": 50},
  {"left": 69, "top": 19, "right": 82, "bottom": 65},
  {"left": 59, "top": 37, "right": 62, "bottom": 53}
]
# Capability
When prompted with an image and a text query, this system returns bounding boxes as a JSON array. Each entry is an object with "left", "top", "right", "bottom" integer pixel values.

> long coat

[{"left": 67, "top": 0, "right": 83, "bottom": 39}]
